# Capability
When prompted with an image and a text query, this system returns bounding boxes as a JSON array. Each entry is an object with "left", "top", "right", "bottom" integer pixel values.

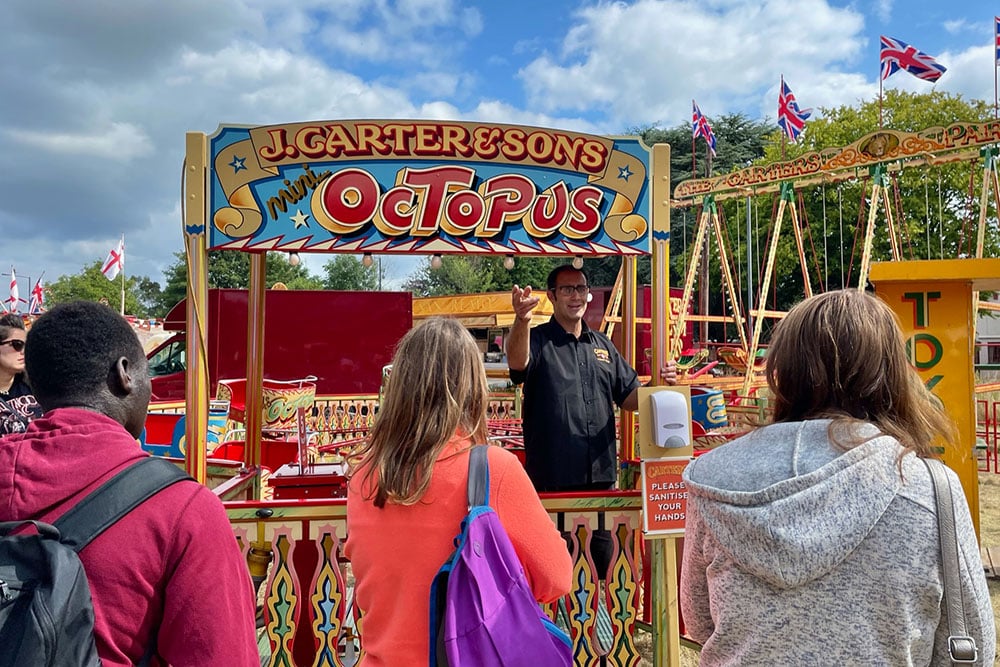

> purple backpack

[{"left": 429, "top": 445, "right": 572, "bottom": 666}]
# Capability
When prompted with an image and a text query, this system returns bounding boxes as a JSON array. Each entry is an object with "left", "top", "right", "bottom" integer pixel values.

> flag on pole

[
  {"left": 692, "top": 100, "right": 717, "bottom": 157},
  {"left": 7, "top": 267, "right": 20, "bottom": 314},
  {"left": 29, "top": 277, "right": 45, "bottom": 315},
  {"left": 777, "top": 77, "right": 812, "bottom": 142},
  {"left": 995, "top": 16, "right": 999, "bottom": 66},
  {"left": 101, "top": 237, "right": 125, "bottom": 281},
  {"left": 879, "top": 35, "right": 946, "bottom": 82}
]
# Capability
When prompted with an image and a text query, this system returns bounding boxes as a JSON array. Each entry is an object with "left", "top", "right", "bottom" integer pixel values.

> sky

[{"left": 2, "top": 0, "right": 997, "bottom": 297}]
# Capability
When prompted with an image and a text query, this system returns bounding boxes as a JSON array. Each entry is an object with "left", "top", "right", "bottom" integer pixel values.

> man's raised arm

[{"left": 507, "top": 284, "right": 539, "bottom": 372}]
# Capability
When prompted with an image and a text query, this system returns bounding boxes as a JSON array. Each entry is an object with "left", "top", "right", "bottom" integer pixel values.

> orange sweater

[{"left": 345, "top": 437, "right": 572, "bottom": 666}]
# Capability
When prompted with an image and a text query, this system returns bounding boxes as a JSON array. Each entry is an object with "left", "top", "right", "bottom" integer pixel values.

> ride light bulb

[
  {"left": 572, "top": 256, "right": 584, "bottom": 269},
  {"left": 362, "top": 253, "right": 374, "bottom": 268},
  {"left": 503, "top": 255, "right": 515, "bottom": 270},
  {"left": 431, "top": 254, "right": 443, "bottom": 270},
  {"left": 288, "top": 252, "right": 301, "bottom": 266}
]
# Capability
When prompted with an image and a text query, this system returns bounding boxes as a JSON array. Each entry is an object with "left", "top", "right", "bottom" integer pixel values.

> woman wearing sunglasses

[{"left": 0, "top": 313, "right": 41, "bottom": 436}]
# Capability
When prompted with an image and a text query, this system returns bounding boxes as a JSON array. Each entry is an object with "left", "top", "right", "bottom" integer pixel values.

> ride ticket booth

[
  {"left": 184, "top": 120, "right": 680, "bottom": 665},
  {"left": 869, "top": 257, "right": 1000, "bottom": 537}
]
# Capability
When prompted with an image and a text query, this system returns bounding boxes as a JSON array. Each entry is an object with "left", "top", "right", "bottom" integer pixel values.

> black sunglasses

[{"left": 0, "top": 339, "right": 25, "bottom": 352}]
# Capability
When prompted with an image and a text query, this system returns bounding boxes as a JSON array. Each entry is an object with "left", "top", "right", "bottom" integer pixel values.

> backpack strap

[
  {"left": 54, "top": 457, "right": 192, "bottom": 552},
  {"left": 467, "top": 445, "right": 490, "bottom": 509}
]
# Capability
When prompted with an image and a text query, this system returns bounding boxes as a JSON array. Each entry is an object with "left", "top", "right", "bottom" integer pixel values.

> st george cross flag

[
  {"left": 879, "top": 36, "right": 946, "bottom": 82},
  {"left": 29, "top": 278, "right": 45, "bottom": 314},
  {"left": 7, "top": 267, "right": 19, "bottom": 314},
  {"left": 777, "top": 77, "right": 812, "bottom": 142},
  {"left": 102, "top": 237, "right": 125, "bottom": 281},
  {"left": 692, "top": 100, "right": 717, "bottom": 157}
]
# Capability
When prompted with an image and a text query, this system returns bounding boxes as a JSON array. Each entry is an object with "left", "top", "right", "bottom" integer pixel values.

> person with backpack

[
  {"left": 0, "top": 301, "right": 258, "bottom": 666},
  {"left": 345, "top": 317, "right": 572, "bottom": 666}
]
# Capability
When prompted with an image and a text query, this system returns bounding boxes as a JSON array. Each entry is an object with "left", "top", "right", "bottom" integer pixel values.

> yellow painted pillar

[
  {"left": 648, "top": 143, "right": 682, "bottom": 667},
  {"left": 183, "top": 132, "right": 209, "bottom": 484},
  {"left": 245, "top": 253, "right": 267, "bottom": 498},
  {"left": 870, "top": 258, "right": 1000, "bottom": 538}
]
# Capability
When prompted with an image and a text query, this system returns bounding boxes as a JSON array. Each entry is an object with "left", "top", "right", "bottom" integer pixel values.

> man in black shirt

[
  {"left": 508, "top": 264, "right": 676, "bottom": 578},
  {"left": 508, "top": 265, "right": 675, "bottom": 492}
]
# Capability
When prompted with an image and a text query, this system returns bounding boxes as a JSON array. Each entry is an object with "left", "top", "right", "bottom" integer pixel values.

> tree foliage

[
  {"left": 158, "top": 251, "right": 323, "bottom": 314},
  {"left": 658, "top": 91, "right": 996, "bottom": 342},
  {"left": 45, "top": 261, "right": 156, "bottom": 317},
  {"left": 322, "top": 255, "right": 381, "bottom": 290}
]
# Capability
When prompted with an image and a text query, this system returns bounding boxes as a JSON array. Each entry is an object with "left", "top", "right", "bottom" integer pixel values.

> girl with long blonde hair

[{"left": 345, "top": 317, "right": 571, "bottom": 666}]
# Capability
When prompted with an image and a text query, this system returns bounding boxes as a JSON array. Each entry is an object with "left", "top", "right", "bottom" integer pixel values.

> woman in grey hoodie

[{"left": 681, "top": 289, "right": 995, "bottom": 666}]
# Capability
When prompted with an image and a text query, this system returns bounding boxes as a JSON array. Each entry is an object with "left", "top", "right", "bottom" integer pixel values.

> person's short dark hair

[
  {"left": 546, "top": 265, "right": 588, "bottom": 291},
  {"left": 0, "top": 313, "right": 25, "bottom": 340},
  {"left": 25, "top": 301, "right": 145, "bottom": 405}
]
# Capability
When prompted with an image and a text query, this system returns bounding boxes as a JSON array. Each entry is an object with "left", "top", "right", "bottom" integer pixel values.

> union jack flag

[
  {"left": 995, "top": 16, "right": 999, "bottom": 66},
  {"left": 692, "top": 100, "right": 717, "bottom": 157},
  {"left": 29, "top": 278, "right": 45, "bottom": 314},
  {"left": 777, "top": 77, "right": 812, "bottom": 142},
  {"left": 880, "top": 35, "right": 946, "bottom": 82}
]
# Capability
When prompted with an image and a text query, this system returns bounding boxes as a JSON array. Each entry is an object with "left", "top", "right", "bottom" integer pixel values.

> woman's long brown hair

[
  {"left": 353, "top": 317, "right": 489, "bottom": 507},
  {"left": 766, "top": 289, "right": 955, "bottom": 458}
]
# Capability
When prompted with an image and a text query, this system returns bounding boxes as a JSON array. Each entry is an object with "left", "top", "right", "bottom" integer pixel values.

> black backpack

[{"left": 0, "top": 457, "right": 190, "bottom": 667}]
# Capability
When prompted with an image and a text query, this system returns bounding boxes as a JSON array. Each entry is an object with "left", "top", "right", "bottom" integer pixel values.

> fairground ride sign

[{"left": 207, "top": 120, "right": 652, "bottom": 256}]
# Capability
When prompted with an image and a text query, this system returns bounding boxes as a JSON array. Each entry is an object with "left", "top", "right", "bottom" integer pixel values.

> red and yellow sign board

[
  {"left": 205, "top": 120, "right": 652, "bottom": 256},
  {"left": 674, "top": 121, "right": 1000, "bottom": 202},
  {"left": 641, "top": 458, "right": 690, "bottom": 536}
]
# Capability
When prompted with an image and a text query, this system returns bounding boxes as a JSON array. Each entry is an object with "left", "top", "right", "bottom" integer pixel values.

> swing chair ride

[{"left": 665, "top": 120, "right": 1000, "bottom": 405}]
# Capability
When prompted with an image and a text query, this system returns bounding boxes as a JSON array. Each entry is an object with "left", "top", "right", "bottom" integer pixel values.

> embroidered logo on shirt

[{"left": 593, "top": 348, "right": 610, "bottom": 363}]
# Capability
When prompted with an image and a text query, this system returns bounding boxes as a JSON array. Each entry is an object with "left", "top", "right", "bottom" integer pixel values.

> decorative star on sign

[
  {"left": 618, "top": 165, "right": 633, "bottom": 181},
  {"left": 228, "top": 155, "right": 247, "bottom": 173},
  {"left": 290, "top": 209, "right": 310, "bottom": 228}
]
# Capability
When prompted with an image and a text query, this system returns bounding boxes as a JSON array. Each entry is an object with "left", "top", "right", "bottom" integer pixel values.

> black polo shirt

[{"left": 509, "top": 318, "right": 639, "bottom": 492}]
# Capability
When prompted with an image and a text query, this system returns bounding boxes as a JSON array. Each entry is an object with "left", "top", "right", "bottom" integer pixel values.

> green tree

[
  {"left": 45, "top": 262, "right": 159, "bottom": 317},
  {"left": 753, "top": 90, "right": 995, "bottom": 311},
  {"left": 655, "top": 92, "right": 995, "bottom": 343},
  {"left": 498, "top": 256, "right": 560, "bottom": 291},
  {"left": 404, "top": 256, "right": 504, "bottom": 296},
  {"left": 133, "top": 276, "right": 163, "bottom": 317},
  {"left": 322, "top": 255, "right": 381, "bottom": 290},
  {"left": 158, "top": 251, "right": 323, "bottom": 313}
]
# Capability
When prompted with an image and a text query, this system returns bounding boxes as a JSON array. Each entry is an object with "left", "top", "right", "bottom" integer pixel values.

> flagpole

[
  {"left": 780, "top": 75, "right": 787, "bottom": 161},
  {"left": 119, "top": 234, "right": 125, "bottom": 317},
  {"left": 879, "top": 75, "right": 883, "bottom": 130},
  {"left": 691, "top": 98, "right": 697, "bottom": 178}
]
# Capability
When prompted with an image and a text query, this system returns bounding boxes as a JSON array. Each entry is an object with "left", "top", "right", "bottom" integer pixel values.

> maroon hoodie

[{"left": 0, "top": 408, "right": 258, "bottom": 666}]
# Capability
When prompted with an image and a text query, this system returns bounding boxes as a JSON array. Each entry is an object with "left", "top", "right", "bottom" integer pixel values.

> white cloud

[
  {"left": 5, "top": 122, "right": 154, "bottom": 160},
  {"left": 519, "top": 0, "right": 866, "bottom": 130},
  {"left": 874, "top": 0, "right": 893, "bottom": 23},
  {"left": 1, "top": 0, "right": 995, "bottom": 291},
  {"left": 943, "top": 20, "right": 971, "bottom": 35}
]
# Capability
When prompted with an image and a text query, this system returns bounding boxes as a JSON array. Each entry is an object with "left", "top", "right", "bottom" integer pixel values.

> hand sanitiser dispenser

[{"left": 649, "top": 391, "right": 690, "bottom": 448}]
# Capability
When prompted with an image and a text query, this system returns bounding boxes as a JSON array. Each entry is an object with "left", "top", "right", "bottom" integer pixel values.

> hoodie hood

[
  {"left": 683, "top": 419, "right": 906, "bottom": 589},
  {"left": 0, "top": 407, "right": 148, "bottom": 522}
]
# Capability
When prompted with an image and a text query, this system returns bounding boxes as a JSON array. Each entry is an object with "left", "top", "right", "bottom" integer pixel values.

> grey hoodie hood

[{"left": 683, "top": 419, "right": 905, "bottom": 589}]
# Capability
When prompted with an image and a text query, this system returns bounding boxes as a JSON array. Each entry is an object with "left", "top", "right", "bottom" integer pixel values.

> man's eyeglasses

[
  {"left": 554, "top": 285, "right": 590, "bottom": 297},
  {"left": 0, "top": 339, "right": 25, "bottom": 352}
]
